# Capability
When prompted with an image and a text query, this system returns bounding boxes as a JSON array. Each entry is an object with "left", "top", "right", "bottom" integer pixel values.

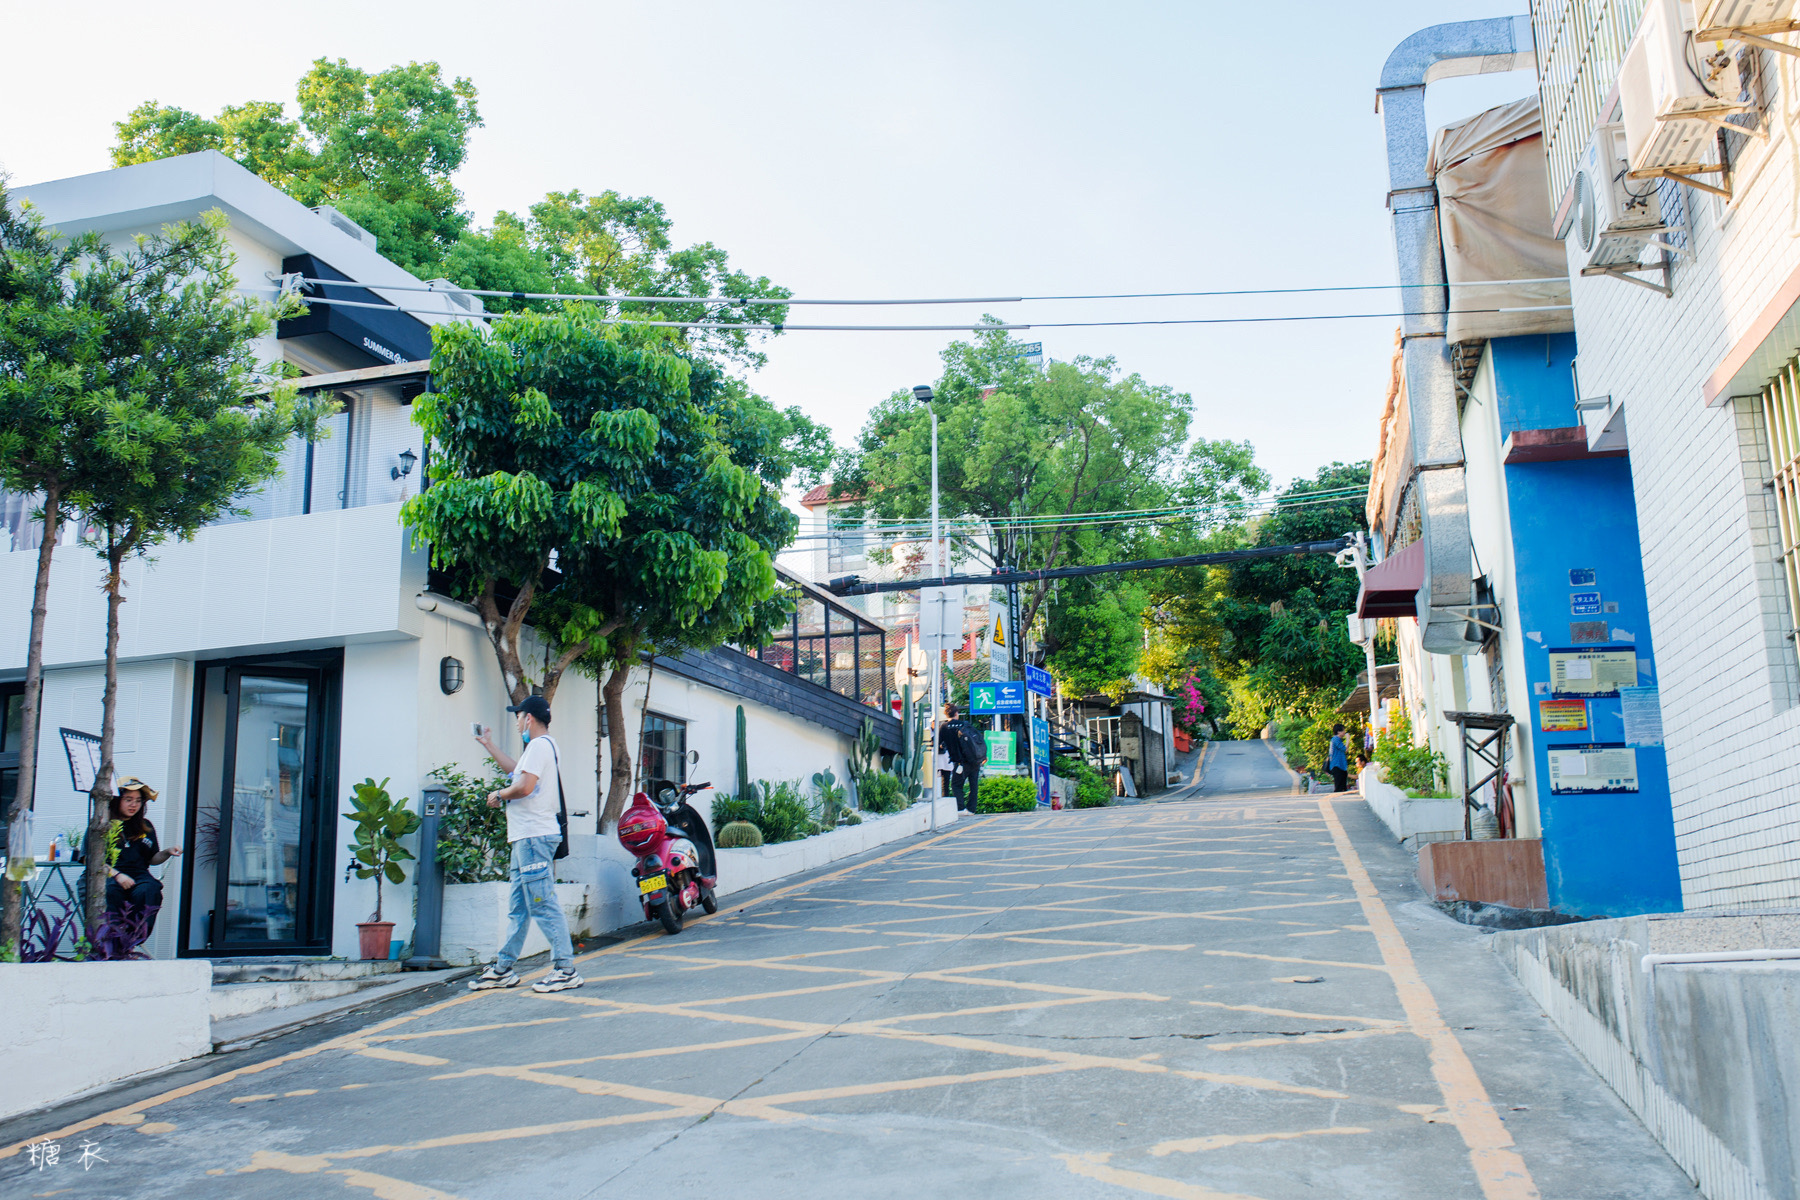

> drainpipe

[{"left": 1378, "top": 16, "right": 1535, "bottom": 655}]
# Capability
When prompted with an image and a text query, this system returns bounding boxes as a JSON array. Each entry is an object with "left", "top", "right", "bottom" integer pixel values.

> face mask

[{"left": 521, "top": 728, "right": 532, "bottom": 745}]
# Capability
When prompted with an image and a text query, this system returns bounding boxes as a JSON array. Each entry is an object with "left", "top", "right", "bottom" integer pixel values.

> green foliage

[
  {"left": 890, "top": 691, "right": 927, "bottom": 807},
  {"left": 716, "top": 821, "right": 763, "bottom": 848},
  {"left": 341, "top": 778, "right": 423, "bottom": 922},
  {"left": 429, "top": 762, "right": 512, "bottom": 883},
  {"left": 976, "top": 776, "right": 1039, "bottom": 813},
  {"left": 113, "top": 58, "right": 482, "bottom": 279},
  {"left": 735, "top": 705, "right": 752, "bottom": 807},
  {"left": 856, "top": 772, "right": 906, "bottom": 815},
  {"left": 1052, "top": 756, "right": 1112, "bottom": 808},
  {"left": 756, "top": 781, "right": 814, "bottom": 844},
  {"left": 1046, "top": 576, "right": 1147, "bottom": 699},
  {"left": 848, "top": 716, "right": 880, "bottom": 791},
  {"left": 103, "top": 821, "right": 122, "bottom": 868},
  {"left": 811, "top": 766, "right": 846, "bottom": 827},
  {"left": 1375, "top": 711, "right": 1447, "bottom": 794}
]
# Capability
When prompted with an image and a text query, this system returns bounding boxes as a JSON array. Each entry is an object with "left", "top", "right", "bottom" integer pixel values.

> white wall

[{"left": 1561, "top": 79, "right": 1800, "bottom": 906}]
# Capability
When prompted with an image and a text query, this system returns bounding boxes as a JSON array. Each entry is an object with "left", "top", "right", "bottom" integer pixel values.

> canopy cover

[{"left": 1428, "top": 95, "right": 1574, "bottom": 345}]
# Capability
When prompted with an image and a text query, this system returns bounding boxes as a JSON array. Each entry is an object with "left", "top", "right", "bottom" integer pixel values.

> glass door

[{"left": 206, "top": 667, "right": 330, "bottom": 952}]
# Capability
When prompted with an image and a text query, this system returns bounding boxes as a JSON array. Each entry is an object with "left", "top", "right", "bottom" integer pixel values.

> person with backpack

[
  {"left": 938, "top": 703, "right": 986, "bottom": 813},
  {"left": 468, "top": 695, "right": 583, "bottom": 993}
]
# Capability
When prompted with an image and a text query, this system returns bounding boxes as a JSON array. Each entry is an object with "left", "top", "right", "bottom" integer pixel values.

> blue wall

[
  {"left": 1505, "top": 455, "right": 1682, "bottom": 917},
  {"left": 1491, "top": 332, "right": 1579, "bottom": 437}
]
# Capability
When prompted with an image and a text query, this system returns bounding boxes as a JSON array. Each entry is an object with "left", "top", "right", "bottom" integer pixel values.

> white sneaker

[
  {"left": 532, "top": 968, "right": 584, "bottom": 993},
  {"left": 468, "top": 965, "right": 520, "bottom": 990}
]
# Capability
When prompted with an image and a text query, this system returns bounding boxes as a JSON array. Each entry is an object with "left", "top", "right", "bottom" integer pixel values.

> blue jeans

[{"left": 497, "top": 835, "right": 574, "bottom": 972}]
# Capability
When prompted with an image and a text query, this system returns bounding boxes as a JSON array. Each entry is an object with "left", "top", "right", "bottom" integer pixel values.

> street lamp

[{"left": 913, "top": 384, "right": 941, "bottom": 831}]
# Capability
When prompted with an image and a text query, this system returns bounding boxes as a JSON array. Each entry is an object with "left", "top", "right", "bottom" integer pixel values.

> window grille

[
  {"left": 1761, "top": 360, "right": 1800, "bottom": 651},
  {"left": 1532, "top": 0, "right": 1648, "bottom": 208}
]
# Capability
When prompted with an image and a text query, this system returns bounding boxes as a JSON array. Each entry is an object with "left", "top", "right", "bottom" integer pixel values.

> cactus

[
  {"left": 717, "top": 820, "right": 764, "bottom": 848},
  {"left": 736, "top": 705, "right": 753, "bottom": 807},
  {"left": 848, "top": 715, "right": 880, "bottom": 792},
  {"left": 892, "top": 690, "right": 926, "bottom": 807},
  {"left": 811, "top": 766, "right": 846, "bottom": 827}
]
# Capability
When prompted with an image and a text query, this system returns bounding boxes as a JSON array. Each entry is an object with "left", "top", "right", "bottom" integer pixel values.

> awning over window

[{"left": 1356, "top": 540, "right": 1424, "bottom": 619}]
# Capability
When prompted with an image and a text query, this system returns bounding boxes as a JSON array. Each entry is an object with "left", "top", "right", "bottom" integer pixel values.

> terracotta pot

[{"left": 357, "top": 921, "right": 395, "bottom": 960}]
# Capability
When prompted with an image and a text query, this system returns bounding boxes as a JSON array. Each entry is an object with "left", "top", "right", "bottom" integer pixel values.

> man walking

[
  {"left": 1328, "top": 723, "right": 1351, "bottom": 793},
  {"left": 468, "top": 695, "right": 583, "bottom": 993},
  {"left": 938, "top": 703, "right": 983, "bottom": 813}
]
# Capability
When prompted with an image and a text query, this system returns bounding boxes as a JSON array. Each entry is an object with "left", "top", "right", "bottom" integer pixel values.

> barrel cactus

[{"left": 717, "top": 820, "right": 764, "bottom": 848}]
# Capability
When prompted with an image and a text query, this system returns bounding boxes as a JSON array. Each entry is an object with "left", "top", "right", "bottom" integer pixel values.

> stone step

[
  {"left": 209, "top": 957, "right": 403, "bottom": 985},
  {"left": 209, "top": 974, "right": 397, "bottom": 1022}
]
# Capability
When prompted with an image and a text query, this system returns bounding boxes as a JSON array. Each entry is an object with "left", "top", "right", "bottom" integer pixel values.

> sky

[{"left": 1, "top": 0, "right": 1538, "bottom": 494}]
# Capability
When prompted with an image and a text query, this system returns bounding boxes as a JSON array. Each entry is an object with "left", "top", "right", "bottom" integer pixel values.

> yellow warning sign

[{"left": 992, "top": 614, "right": 1006, "bottom": 646}]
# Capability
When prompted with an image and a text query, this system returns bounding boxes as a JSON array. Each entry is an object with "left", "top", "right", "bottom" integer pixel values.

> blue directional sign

[
  {"left": 1034, "top": 761, "right": 1052, "bottom": 809},
  {"left": 1024, "top": 664, "right": 1054, "bottom": 698},
  {"left": 1030, "top": 714, "right": 1050, "bottom": 765},
  {"left": 969, "top": 680, "right": 1026, "bottom": 715}
]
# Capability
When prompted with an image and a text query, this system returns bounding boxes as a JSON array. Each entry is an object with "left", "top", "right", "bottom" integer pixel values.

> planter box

[
  {"left": 715, "top": 798, "right": 958, "bottom": 898},
  {"left": 439, "top": 881, "right": 592, "bottom": 967},
  {"left": 1359, "top": 767, "right": 1464, "bottom": 848},
  {"left": 0, "top": 961, "right": 212, "bottom": 1120}
]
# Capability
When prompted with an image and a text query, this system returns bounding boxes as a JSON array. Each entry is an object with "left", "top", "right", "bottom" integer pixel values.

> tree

[
  {"left": 114, "top": 59, "right": 481, "bottom": 278},
  {"left": 845, "top": 325, "right": 1193, "bottom": 648},
  {"left": 400, "top": 310, "right": 667, "bottom": 707},
  {"left": 68, "top": 211, "right": 326, "bottom": 929}
]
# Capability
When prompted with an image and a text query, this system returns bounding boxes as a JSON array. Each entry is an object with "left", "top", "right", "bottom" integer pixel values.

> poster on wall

[
  {"left": 1618, "top": 686, "right": 1665, "bottom": 747},
  {"left": 1548, "top": 743, "right": 1639, "bottom": 794},
  {"left": 1548, "top": 648, "right": 1638, "bottom": 697},
  {"left": 60, "top": 728, "right": 102, "bottom": 793},
  {"left": 1538, "top": 699, "right": 1588, "bottom": 731}
]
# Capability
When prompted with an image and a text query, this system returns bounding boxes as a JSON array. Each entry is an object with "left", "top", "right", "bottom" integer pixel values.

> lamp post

[{"left": 913, "top": 384, "right": 940, "bottom": 831}]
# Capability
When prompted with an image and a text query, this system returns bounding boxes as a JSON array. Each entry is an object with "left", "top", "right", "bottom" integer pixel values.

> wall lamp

[
  {"left": 439, "top": 655, "right": 464, "bottom": 695},
  {"left": 393, "top": 448, "right": 418, "bottom": 480}
]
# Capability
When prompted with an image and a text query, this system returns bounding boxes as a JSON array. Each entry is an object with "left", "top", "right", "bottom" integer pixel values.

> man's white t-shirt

[{"left": 506, "top": 735, "right": 562, "bottom": 843}]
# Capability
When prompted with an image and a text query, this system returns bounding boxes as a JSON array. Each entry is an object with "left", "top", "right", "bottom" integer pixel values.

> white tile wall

[{"left": 1565, "top": 96, "right": 1800, "bottom": 907}]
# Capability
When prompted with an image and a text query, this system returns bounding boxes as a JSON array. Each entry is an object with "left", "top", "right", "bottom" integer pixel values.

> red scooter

[{"left": 618, "top": 781, "right": 719, "bottom": 934}]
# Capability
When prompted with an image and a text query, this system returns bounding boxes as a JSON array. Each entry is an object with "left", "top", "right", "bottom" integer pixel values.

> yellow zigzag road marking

[
  {"left": 1057, "top": 1152, "right": 1270, "bottom": 1199},
  {"left": 1150, "top": 1125, "right": 1371, "bottom": 1157}
]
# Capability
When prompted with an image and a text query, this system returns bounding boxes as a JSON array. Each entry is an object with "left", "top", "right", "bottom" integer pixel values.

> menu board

[
  {"left": 1548, "top": 648, "right": 1638, "bottom": 698},
  {"left": 1548, "top": 744, "right": 1639, "bottom": 794}
]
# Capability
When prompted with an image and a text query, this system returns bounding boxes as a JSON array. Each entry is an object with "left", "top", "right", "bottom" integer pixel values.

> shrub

[
  {"left": 977, "top": 776, "right": 1039, "bottom": 813},
  {"left": 716, "top": 821, "right": 764, "bottom": 848},
  {"left": 430, "top": 762, "right": 512, "bottom": 884},
  {"left": 1375, "top": 711, "right": 1446, "bottom": 793},
  {"left": 757, "top": 780, "right": 813, "bottom": 843},
  {"left": 857, "top": 772, "right": 906, "bottom": 815},
  {"left": 713, "top": 792, "right": 756, "bottom": 828},
  {"left": 1053, "top": 756, "right": 1112, "bottom": 808}
]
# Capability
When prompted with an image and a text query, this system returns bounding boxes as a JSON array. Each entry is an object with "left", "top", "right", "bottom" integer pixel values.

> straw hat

[{"left": 116, "top": 776, "right": 159, "bottom": 802}]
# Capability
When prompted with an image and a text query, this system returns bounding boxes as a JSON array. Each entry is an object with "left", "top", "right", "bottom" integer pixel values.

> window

[
  {"left": 826, "top": 510, "right": 868, "bottom": 570},
  {"left": 1749, "top": 378, "right": 1800, "bottom": 704},
  {"left": 0, "top": 682, "right": 23, "bottom": 820},
  {"left": 638, "top": 713, "right": 688, "bottom": 794}
]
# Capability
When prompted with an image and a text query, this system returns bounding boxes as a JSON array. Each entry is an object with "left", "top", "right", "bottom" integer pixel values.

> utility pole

[{"left": 914, "top": 384, "right": 940, "bottom": 832}]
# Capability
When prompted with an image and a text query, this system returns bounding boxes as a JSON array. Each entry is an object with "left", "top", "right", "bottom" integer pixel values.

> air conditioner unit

[
  {"left": 1621, "top": 0, "right": 1746, "bottom": 176},
  {"left": 1695, "top": 0, "right": 1798, "bottom": 40},
  {"left": 425, "top": 278, "right": 486, "bottom": 316},
  {"left": 1571, "top": 125, "right": 1665, "bottom": 270},
  {"left": 310, "top": 205, "right": 379, "bottom": 252}
]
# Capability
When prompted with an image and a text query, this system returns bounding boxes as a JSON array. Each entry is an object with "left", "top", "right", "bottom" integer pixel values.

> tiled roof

[{"left": 800, "top": 484, "right": 862, "bottom": 506}]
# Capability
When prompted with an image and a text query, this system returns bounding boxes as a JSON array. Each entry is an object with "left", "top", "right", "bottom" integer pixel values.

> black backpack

[{"left": 953, "top": 721, "right": 988, "bottom": 767}]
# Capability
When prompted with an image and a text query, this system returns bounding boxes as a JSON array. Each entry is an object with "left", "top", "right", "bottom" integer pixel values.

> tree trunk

[
  {"left": 599, "top": 662, "right": 635, "bottom": 827},
  {"left": 2, "top": 490, "right": 62, "bottom": 954},
  {"left": 85, "top": 536, "right": 134, "bottom": 932}
]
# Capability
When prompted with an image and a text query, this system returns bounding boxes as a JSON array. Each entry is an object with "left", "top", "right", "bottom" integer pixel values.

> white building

[
  {"left": 1, "top": 152, "right": 901, "bottom": 962},
  {"left": 1527, "top": 0, "right": 1800, "bottom": 907}
]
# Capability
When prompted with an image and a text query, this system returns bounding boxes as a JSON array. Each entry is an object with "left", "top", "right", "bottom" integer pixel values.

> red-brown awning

[{"left": 1357, "top": 540, "right": 1424, "bottom": 619}]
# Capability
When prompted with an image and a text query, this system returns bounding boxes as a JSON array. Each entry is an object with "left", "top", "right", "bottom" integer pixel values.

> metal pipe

[
  {"left": 1378, "top": 16, "right": 1534, "bottom": 654},
  {"left": 1641, "top": 949, "right": 1800, "bottom": 972}
]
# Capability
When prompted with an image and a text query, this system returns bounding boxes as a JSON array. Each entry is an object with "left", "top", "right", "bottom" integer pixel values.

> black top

[{"left": 112, "top": 822, "right": 160, "bottom": 881}]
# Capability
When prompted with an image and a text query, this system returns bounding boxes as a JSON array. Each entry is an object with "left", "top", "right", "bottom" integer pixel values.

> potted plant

[{"left": 342, "top": 778, "right": 422, "bottom": 960}]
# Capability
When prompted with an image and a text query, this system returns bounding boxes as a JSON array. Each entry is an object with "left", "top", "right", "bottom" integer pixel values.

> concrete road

[
  {"left": 1193, "top": 737, "right": 1298, "bottom": 796},
  {"left": 3, "top": 750, "right": 1695, "bottom": 1199}
]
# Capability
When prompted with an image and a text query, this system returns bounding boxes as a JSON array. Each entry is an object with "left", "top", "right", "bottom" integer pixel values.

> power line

[
  {"left": 241, "top": 288, "right": 1569, "bottom": 332},
  {"left": 282, "top": 274, "right": 1572, "bottom": 307}
]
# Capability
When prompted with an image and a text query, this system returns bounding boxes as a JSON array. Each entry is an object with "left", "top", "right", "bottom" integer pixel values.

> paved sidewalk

[{"left": 2, "top": 763, "right": 1692, "bottom": 1198}]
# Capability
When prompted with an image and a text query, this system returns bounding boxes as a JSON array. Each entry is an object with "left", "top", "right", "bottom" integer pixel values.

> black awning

[{"left": 278, "top": 254, "right": 434, "bottom": 372}]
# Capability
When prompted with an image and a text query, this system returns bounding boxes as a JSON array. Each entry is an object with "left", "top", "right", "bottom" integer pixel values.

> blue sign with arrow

[{"left": 969, "top": 681, "right": 1026, "bottom": 714}]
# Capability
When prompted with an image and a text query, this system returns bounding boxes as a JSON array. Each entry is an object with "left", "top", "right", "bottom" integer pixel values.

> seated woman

[{"left": 105, "top": 777, "right": 180, "bottom": 939}]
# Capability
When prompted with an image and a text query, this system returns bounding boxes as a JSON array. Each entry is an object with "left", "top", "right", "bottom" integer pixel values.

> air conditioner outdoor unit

[
  {"left": 1571, "top": 125, "right": 1665, "bottom": 270},
  {"left": 1695, "top": 0, "right": 1798, "bottom": 39},
  {"left": 1621, "top": 0, "right": 1746, "bottom": 176},
  {"left": 425, "top": 278, "right": 486, "bottom": 316},
  {"left": 310, "top": 205, "right": 379, "bottom": 252}
]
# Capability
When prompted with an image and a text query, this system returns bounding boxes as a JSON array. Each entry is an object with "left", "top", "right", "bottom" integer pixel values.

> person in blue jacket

[{"left": 1328, "top": 724, "right": 1350, "bottom": 793}]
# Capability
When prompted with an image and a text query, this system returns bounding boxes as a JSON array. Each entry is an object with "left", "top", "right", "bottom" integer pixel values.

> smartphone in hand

[{"left": 471, "top": 722, "right": 484, "bottom": 738}]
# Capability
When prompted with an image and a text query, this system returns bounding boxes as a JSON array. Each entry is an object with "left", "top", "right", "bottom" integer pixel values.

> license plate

[{"left": 638, "top": 874, "right": 667, "bottom": 894}]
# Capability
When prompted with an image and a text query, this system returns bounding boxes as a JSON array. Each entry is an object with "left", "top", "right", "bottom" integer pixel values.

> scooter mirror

[{"left": 688, "top": 749, "right": 700, "bottom": 765}]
